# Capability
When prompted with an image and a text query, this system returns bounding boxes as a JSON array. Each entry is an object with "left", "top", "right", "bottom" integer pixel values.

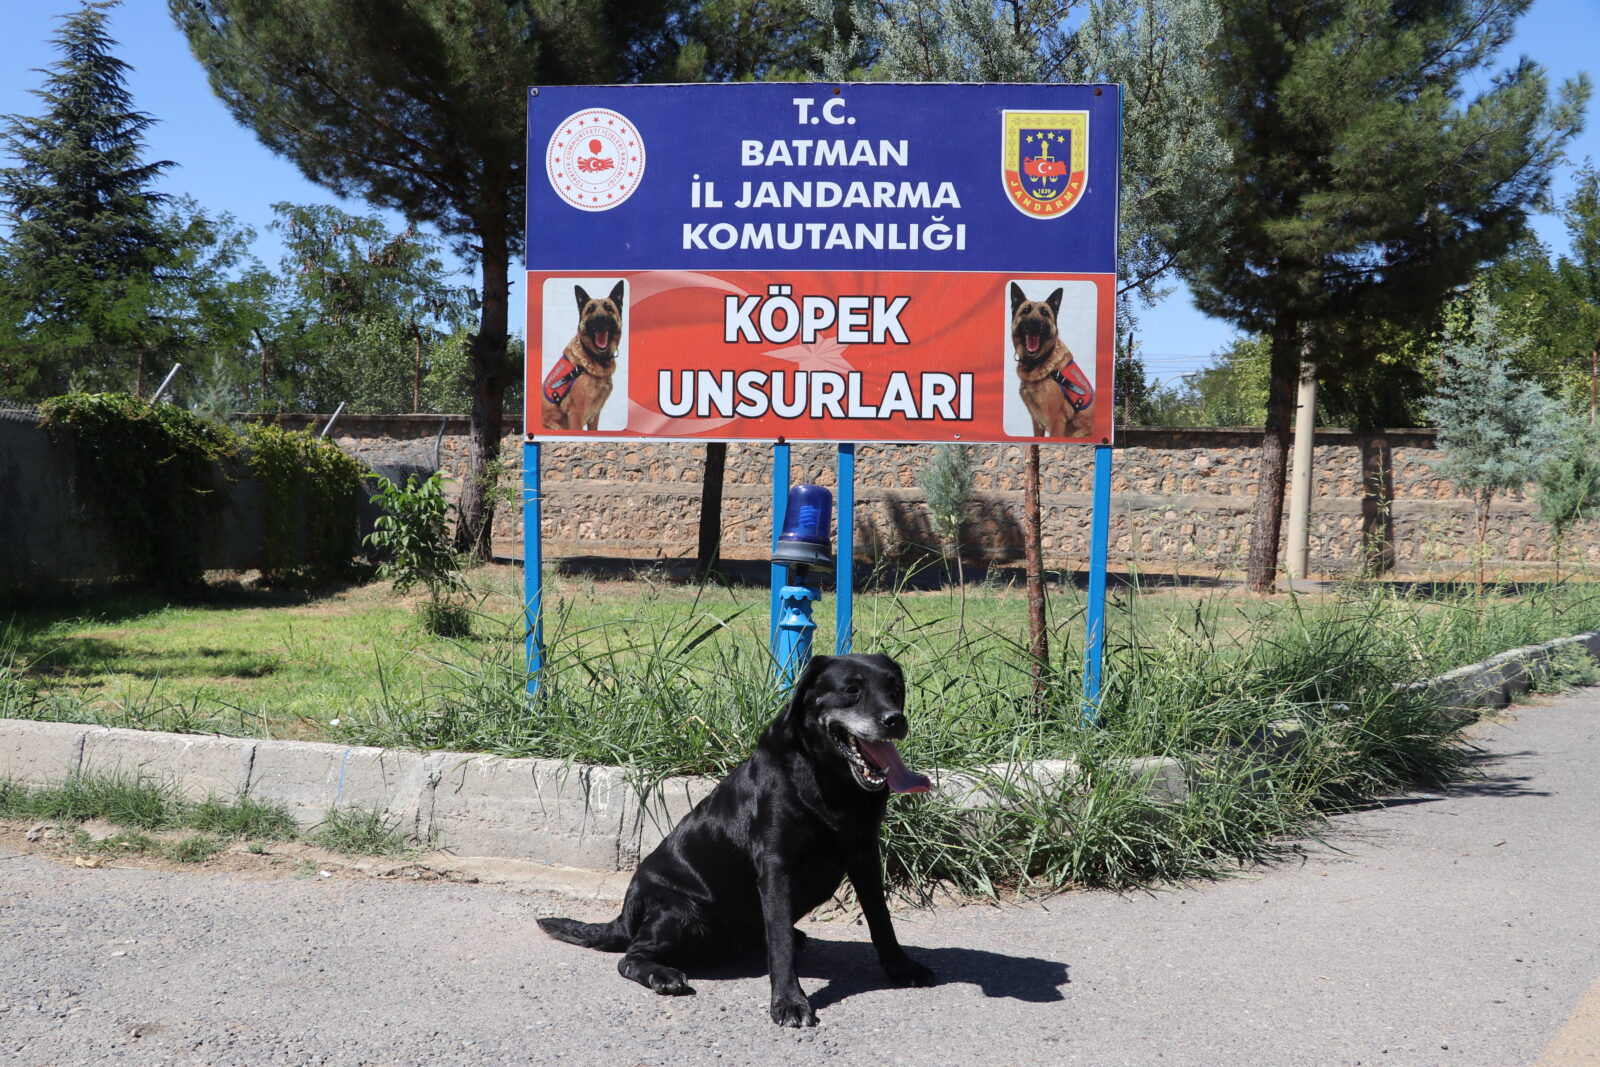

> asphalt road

[{"left": 4, "top": 689, "right": 1600, "bottom": 1067}]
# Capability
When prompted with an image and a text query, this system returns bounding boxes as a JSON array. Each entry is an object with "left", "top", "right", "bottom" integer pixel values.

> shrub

[
  {"left": 365, "top": 472, "right": 470, "bottom": 634},
  {"left": 242, "top": 425, "right": 366, "bottom": 585}
]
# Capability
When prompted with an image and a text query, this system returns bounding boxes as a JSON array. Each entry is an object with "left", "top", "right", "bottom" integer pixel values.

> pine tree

[
  {"left": 170, "top": 0, "right": 681, "bottom": 558},
  {"left": 816, "top": 0, "right": 1230, "bottom": 305},
  {"left": 1427, "top": 293, "right": 1567, "bottom": 588},
  {"left": 0, "top": 0, "right": 176, "bottom": 396},
  {"left": 1557, "top": 162, "right": 1600, "bottom": 420},
  {"left": 1184, "top": 0, "right": 1589, "bottom": 592},
  {"left": 1537, "top": 420, "right": 1600, "bottom": 584},
  {"left": 816, "top": 0, "right": 1232, "bottom": 684}
]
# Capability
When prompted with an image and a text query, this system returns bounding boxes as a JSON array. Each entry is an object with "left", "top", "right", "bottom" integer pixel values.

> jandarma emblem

[
  {"left": 547, "top": 108, "right": 646, "bottom": 211},
  {"left": 1002, "top": 111, "right": 1089, "bottom": 218}
]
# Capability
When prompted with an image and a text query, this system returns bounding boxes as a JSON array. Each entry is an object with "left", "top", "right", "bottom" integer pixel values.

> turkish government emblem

[
  {"left": 1002, "top": 111, "right": 1089, "bottom": 218},
  {"left": 547, "top": 108, "right": 646, "bottom": 212}
]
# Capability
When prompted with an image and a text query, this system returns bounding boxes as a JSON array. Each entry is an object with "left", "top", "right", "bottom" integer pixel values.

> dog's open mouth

[
  {"left": 1017, "top": 330, "right": 1049, "bottom": 359},
  {"left": 588, "top": 329, "right": 611, "bottom": 350},
  {"left": 832, "top": 726, "right": 931, "bottom": 794}
]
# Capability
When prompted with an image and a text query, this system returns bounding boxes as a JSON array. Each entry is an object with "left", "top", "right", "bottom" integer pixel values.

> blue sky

[{"left": 1, "top": 0, "right": 1595, "bottom": 383}]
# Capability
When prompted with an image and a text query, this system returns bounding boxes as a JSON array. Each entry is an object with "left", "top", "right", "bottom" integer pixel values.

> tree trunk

[
  {"left": 253, "top": 328, "right": 271, "bottom": 409},
  {"left": 455, "top": 216, "right": 511, "bottom": 562},
  {"left": 1359, "top": 432, "right": 1396, "bottom": 576},
  {"left": 1024, "top": 443, "right": 1048, "bottom": 699},
  {"left": 695, "top": 443, "right": 727, "bottom": 580},
  {"left": 1475, "top": 490, "right": 1493, "bottom": 592},
  {"left": 412, "top": 323, "right": 423, "bottom": 413},
  {"left": 1284, "top": 359, "right": 1317, "bottom": 582},
  {"left": 1245, "top": 319, "right": 1302, "bottom": 593}
]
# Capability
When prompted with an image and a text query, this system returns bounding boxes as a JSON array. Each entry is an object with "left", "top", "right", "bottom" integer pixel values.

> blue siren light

[{"left": 773, "top": 484, "right": 834, "bottom": 571}]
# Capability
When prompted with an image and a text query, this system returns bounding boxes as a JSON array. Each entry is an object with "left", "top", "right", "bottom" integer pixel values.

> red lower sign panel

[{"left": 525, "top": 269, "right": 1114, "bottom": 444}]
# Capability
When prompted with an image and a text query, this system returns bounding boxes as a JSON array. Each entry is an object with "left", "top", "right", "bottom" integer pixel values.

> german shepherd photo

[
  {"left": 541, "top": 280, "right": 625, "bottom": 432},
  {"left": 1010, "top": 281, "right": 1095, "bottom": 438}
]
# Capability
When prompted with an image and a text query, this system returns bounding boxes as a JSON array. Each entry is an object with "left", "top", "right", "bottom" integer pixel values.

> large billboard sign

[{"left": 525, "top": 83, "right": 1119, "bottom": 444}]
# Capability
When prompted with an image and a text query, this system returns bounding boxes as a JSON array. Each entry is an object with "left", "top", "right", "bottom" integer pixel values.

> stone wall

[{"left": 262, "top": 414, "right": 1598, "bottom": 580}]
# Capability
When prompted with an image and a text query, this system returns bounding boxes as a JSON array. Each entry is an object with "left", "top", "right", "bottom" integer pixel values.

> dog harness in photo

[
  {"left": 1050, "top": 360, "right": 1095, "bottom": 412},
  {"left": 542, "top": 354, "right": 584, "bottom": 406}
]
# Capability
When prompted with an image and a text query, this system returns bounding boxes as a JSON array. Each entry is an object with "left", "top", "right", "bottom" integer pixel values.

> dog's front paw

[
  {"left": 770, "top": 995, "right": 818, "bottom": 1028},
  {"left": 648, "top": 969, "right": 695, "bottom": 996},
  {"left": 883, "top": 954, "right": 936, "bottom": 988}
]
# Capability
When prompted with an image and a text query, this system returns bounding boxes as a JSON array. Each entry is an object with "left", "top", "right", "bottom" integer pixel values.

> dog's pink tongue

[
  {"left": 858, "top": 739, "right": 931, "bottom": 794},
  {"left": 593, "top": 330, "right": 610, "bottom": 349}
]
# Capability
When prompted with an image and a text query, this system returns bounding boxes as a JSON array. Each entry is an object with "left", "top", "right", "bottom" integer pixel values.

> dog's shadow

[{"left": 695, "top": 938, "right": 1069, "bottom": 1009}]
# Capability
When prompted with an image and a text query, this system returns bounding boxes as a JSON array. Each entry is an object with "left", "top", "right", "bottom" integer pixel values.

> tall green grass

[
  {"left": 8, "top": 577, "right": 1600, "bottom": 893},
  {"left": 329, "top": 579, "right": 1600, "bottom": 893}
]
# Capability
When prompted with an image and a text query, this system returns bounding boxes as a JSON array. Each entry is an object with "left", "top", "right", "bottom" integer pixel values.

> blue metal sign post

[
  {"left": 1082, "top": 444, "right": 1113, "bottom": 721},
  {"left": 523, "top": 440, "right": 544, "bottom": 695},
  {"left": 523, "top": 83, "right": 1120, "bottom": 713},
  {"left": 763, "top": 443, "right": 858, "bottom": 686},
  {"left": 835, "top": 444, "right": 855, "bottom": 655}
]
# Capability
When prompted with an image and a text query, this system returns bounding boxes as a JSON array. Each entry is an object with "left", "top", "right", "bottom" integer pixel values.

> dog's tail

[{"left": 537, "top": 915, "right": 629, "bottom": 952}]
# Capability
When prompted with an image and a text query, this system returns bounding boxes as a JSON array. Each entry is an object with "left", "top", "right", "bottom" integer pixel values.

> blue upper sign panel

[{"left": 527, "top": 83, "right": 1120, "bottom": 274}]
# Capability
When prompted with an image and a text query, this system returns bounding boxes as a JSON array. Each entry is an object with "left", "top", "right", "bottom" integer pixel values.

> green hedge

[
  {"left": 243, "top": 424, "right": 366, "bottom": 585},
  {"left": 39, "top": 394, "right": 365, "bottom": 590},
  {"left": 40, "top": 394, "right": 238, "bottom": 591}
]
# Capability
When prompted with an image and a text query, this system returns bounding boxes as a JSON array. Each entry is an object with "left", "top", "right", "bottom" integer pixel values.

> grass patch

[
  {"left": 311, "top": 807, "right": 419, "bottom": 856},
  {"left": 0, "top": 773, "right": 424, "bottom": 863},
  {"left": 165, "top": 834, "right": 224, "bottom": 863},
  {"left": 1527, "top": 642, "right": 1600, "bottom": 694},
  {"left": 70, "top": 828, "right": 161, "bottom": 856},
  {"left": 0, "top": 773, "right": 334, "bottom": 860},
  {"left": 187, "top": 793, "right": 299, "bottom": 840},
  {"left": 0, "top": 771, "right": 185, "bottom": 830}
]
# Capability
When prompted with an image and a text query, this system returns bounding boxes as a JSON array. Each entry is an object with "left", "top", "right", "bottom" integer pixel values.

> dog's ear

[
  {"left": 1045, "top": 288, "right": 1064, "bottom": 320},
  {"left": 607, "top": 280, "right": 625, "bottom": 316},
  {"left": 780, "top": 655, "right": 835, "bottom": 732},
  {"left": 1009, "top": 282, "right": 1026, "bottom": 315},
  {"left": 574, "top": 285, "right": 592, "bottom": 314}
]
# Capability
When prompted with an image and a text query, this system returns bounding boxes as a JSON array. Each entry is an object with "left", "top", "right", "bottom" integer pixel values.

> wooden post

[{"left": 1024, "top": 443, "right": 1048, "bottom": 700}]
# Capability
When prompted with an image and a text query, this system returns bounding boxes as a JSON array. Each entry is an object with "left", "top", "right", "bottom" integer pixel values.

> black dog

[{"left": 537, "top": 654, "right": 935, "bottom": 1027}]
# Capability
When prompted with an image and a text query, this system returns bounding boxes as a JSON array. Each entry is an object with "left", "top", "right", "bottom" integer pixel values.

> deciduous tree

[
  {"left": 1557, "top": 162, "right": 1600, "bottom": 420},
  {"left": 262, "top": 202, "right": 471, "bottom": 414}
]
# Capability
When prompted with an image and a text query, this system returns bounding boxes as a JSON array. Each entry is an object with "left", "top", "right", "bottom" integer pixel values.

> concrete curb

[
  {"left": 3, "top": 631, "right": 1595, "bottom": 873},
  {"left": 1409, "top": 630, "right": 1600, "bottom": 719}
]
